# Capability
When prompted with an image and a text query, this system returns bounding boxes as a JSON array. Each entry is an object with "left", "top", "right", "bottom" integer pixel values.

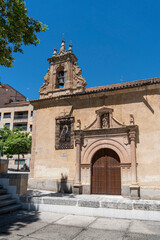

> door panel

[{"left": 91, "top": 149, "right": 121, "bottom": 195}]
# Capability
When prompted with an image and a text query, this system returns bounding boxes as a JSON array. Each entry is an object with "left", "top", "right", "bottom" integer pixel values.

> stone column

[
  {"left": 73, "top": 136, "right": 82, "bottom": 194},
  {"left": 75, "top": 137, "right": 81, "bottom": 183},
  {"left": 129, "top": 130, "right": 137, "bottom": 184},
  {"left": 129, "top": 130, "right": 140, "bottom": 199}
]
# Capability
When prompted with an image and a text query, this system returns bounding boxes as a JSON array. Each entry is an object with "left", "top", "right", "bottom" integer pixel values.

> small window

[
  {"left": 31, "top": 111, "right": 33, "bottom": 117},
  {"left": 4, "top": 112, "right": 11, "bottom": 118},
  {"left": 0, "top": 113, "right": 1, "bottom": 120},
  {"left": 30, "top": 125, "right": 32, "bottom": 132},
  {"left": 5, "top": 123, "right": 10, "bottom": 129}
]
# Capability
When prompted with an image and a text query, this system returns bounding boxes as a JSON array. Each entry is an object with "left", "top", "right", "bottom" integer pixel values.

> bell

[{"left": 59, "top": 78, "right": 64, "bottom": 86}]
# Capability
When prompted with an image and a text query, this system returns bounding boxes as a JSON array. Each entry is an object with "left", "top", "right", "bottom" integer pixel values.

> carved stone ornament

[
  {"left": 73, "top": 62, "right": 86, "bottom": 88},
  {"left": 39, "top": 68, "right": 51, "bottom": 93},
  {"left": 76, "top": 119, "right": 81, "bottom": 130},
  {"left": 58, "top": 40, "right": 67, "bottom": 55},
  {"left": 55, "top": 116, "right": 74, "bottom": 150},
  {"left": 123, "top": 136, "right": 129, "bottom": 145},
  {"left": 130, "top": 114, "right": 135, "bottom": 125},
  {"left": 129, "top": 130, "right": 136, "bottom": 142}
]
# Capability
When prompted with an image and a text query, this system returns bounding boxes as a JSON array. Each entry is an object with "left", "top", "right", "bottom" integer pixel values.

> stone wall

[{"left": 30, "top": 85, "right": 160, "bottom": 199}]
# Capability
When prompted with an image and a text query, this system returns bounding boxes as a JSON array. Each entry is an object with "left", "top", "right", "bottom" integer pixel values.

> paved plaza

[{"left": 0, "top": 210, "right": 160, "bottom": 240}]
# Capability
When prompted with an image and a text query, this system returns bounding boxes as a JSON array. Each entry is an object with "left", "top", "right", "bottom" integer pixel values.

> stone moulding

[{"left": 82, "top": 138, "right": 130, "bottom": 165}]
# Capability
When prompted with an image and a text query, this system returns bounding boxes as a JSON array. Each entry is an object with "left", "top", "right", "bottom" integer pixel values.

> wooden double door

[{"left": 91, "top": 148, "right": 121, "bottom": 195}]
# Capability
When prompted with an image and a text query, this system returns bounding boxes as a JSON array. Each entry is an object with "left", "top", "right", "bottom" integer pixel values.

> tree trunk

[{"left": 17, "top": 154, "right": 20, "bottom": 170}]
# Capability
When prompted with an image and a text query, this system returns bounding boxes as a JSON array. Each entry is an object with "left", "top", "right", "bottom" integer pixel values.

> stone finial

[
  {"left": 59, "top": 40, "right": 67, "bottom": 55},
  {"left": 53, "top": 48, "right": 57, "bottom": 56},
  {"left": 68, "top": 44, "right": 72, "bottom": 53},
  {"left": 130, "top": 114, "right": 134, "bottom": 125},
  {"left": 76, "top": 119, "right": 81, "bottom": 130}
]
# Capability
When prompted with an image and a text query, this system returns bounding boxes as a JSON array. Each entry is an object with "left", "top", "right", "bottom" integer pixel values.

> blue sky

[{"left": 1, "top": 0, "right": 160, "bottom": 100}]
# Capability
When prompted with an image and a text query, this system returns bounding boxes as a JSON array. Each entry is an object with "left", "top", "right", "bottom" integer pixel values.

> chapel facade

[{"left": 30, "top": 40, "right": 160, "bottom": 200}]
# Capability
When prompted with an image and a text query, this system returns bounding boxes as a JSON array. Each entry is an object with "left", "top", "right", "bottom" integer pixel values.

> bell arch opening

[
  {"left": 91, "top": 148, "right": 121, "bottom": 195},
  {"left": 56, "top": 66, "right": 65, "bottom": 89}
]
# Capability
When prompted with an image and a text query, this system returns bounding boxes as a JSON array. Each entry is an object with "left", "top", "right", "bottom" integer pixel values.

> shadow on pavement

[
  {"left": 27, "top": 189, "right": 75, "bottom": 198},
  {"left": 0, "top": 210, "right": 40, "bottom": 237}
]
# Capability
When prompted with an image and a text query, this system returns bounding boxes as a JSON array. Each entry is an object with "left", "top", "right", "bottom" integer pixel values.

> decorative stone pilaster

[
  {"left": 96, "top": 115, "right": 101, "bottom": 128},
  {"left": 73, "top": 136, "right": 82, "bottom": 194},
  {"left": 129, "top": 130, "right": 140, "bottom": 199}
]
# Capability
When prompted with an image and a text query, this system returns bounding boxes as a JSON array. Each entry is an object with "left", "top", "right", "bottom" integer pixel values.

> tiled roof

[
  {"left": 30, "top": 77, "right": 160, "bottom": 103},
  {"left": 85, "top": 77, "right": 160, "bottom": 93}
]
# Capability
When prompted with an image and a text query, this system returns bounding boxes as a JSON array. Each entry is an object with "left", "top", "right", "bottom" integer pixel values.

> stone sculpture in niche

[{"left": 101, "top": 113, "right": 110, "bottom": 128}]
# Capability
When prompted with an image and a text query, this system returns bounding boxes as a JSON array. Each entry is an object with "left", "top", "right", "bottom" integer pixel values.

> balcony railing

[{"left": 14, "top": 115, "right": 28, "bottom": 120}]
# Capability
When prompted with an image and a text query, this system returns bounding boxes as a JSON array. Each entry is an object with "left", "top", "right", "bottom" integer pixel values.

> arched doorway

[{"left": 91, "top": 148, "right": 121, "bottom": 195}]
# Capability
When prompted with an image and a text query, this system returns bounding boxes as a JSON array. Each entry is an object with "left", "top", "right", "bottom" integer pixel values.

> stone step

[
  {"left": 0, "top": 194, "right": 12, "bottom": 201},
  {"left": 0, "top": 203, "right": 21, "bottom": 215},
  {"left": 20, "top": 193, "right": 160, "bottom": 221},
  {"left": 0, "top": 189, "right": 7, "bottom": 194},
  {"left": 0, "top": 199, "right": 17, "bottom": 208}
]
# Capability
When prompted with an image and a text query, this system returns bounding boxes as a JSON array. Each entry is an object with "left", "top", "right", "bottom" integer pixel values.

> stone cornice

[
  {"left": 74, "top": 125, "right": 138, "bottom": 137},
  {"left": 48, "top": 52, "right": 78, "bottom": 64}
]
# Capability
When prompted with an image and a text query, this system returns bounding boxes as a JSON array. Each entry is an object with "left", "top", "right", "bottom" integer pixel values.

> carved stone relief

[{"left": 55, "top": 116, "right": 74, "bottom": 149}]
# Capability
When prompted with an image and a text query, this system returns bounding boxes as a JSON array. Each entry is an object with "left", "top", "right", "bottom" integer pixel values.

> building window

[
  {"left": 13, "top": 123, "right": 27, "bottom": 131},
  {"left": 0, "top": 113, "right": 1, "bottom": 120},
  {"left": 15, "top": 159, "right": 25, "bottom": 165},
  {"left": 55, "top": 116, "right": 74, "bottom": 149},
  {"left": 4, "top": 123, "right": 10, "bottom": 129},
  {"left": 14, "top": 111, "right": 28, "bottom": 120},
  {"left": 30, "top": 124, "right": 32, "bottom": 132},
  {"left": 4, "top": 112, "right": 11, "bottom": 118},
  {"left": 57, "top": 70, "right": 65, "bottom": 88},
  {"left": 31, "top": 111, "right": 33, "bottom": 117}
]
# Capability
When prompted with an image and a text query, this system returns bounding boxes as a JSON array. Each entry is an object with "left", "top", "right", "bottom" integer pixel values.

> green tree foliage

[
  {"left": 0, "top": 126, "right": 32, "bottom": 169},
  {"left": 0, "top": 0, "right": 47, "bottom": 67},
  {"left": 0, "top": 125, "right": 11, "bottom": 156}
]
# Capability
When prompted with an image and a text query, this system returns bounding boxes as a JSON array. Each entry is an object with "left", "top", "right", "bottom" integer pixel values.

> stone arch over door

[
  {"left": 82, "top": 138, "right": 130, "bottom": 165},
  {"left": 80, "top": 138, "right": 131, "bottom": 195}
]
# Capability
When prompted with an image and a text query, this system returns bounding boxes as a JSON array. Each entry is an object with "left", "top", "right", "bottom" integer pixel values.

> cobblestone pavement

[{"left": 0, "top": 210, "right": 160, "bottom": 240}]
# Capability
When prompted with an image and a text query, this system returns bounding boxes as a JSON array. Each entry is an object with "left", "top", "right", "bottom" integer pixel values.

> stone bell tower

[{"left": 39, "top": 40, "right": 87, "bottom": 98}]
